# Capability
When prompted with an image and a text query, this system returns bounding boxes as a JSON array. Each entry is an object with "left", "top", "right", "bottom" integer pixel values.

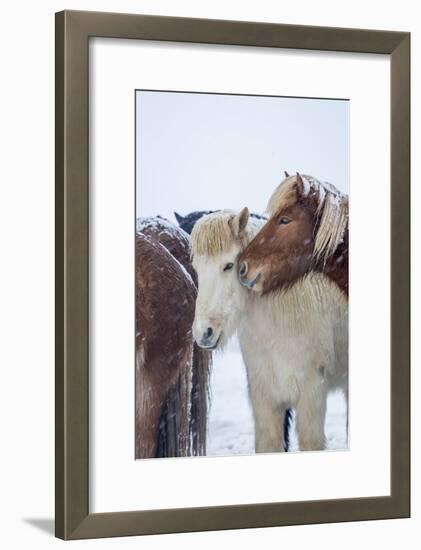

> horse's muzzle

[
  {"left": 194, "top": 325, "right": 222, "bottom": 350},
  {"left": 239, "top": 270, "right": 261, "bottom": 290}
]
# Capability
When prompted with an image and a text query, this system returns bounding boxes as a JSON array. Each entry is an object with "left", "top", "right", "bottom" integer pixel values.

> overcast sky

[{"left": 136, "top": 91, "right": 349, "bottom": 223}]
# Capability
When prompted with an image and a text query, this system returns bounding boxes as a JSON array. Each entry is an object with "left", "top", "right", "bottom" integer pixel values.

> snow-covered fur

[
  {"left": 136, "top": 217, "right": 211, "bottom": 458},
  {"left": 192, "top": 209, "right": 348, "bottom": 452}
]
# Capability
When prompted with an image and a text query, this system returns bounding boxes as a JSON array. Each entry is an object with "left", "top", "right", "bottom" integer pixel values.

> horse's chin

[
  {"left": 194, "top": 311, "right": 241, "bottom": 352},
  {"left": 242, "top": 278, "right": 264, "bottom": 293},
  {"left": 248, "top": 280, "right": 263, "bottom": 293}
]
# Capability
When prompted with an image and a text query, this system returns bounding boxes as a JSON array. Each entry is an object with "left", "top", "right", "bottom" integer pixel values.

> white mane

[{"left": 191, "top": 210, "right": 263, "bottom": 257}]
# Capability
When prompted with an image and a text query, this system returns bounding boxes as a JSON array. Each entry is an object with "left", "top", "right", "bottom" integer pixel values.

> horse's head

[
  {"left": 238, "top": 174, "right": 347, "bottom": 294},
  {"left": 191, "top": 207, "right": 257, "bottom": 350}
]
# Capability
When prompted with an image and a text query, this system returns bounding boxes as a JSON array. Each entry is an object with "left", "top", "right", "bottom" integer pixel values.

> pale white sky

[{"left": 136, "top": 91, "right": 349, "bottom": 223}]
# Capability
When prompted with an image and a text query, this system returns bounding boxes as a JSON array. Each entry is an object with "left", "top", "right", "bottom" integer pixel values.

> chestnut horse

[
  {"left": 192, "top": 209, "right": 347, "bottom": 452},
  {"left": 136, "top": 217, "right": 211, "bottom": 458},
  {"left": 238, "top": 173, "right": 348, "bottom": 296}
]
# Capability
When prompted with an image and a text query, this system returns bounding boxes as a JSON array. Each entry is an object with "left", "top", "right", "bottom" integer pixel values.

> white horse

[{"left": 191, "top": 208, "right": 348, "bottom": 452}]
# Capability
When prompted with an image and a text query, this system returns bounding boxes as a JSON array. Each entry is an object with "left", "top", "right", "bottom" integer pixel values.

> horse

[
  {"left": 191, "top": 208, "right": 348, "bottom": 452},
  {"left": 238, "top": 173, "right": 349, "bottom": 297},
  {"left": 175, "top": 210, "right": 267, "bottom": 235},
  {"left": 136, "top": 217, "right": 211, "bottom": 459}
]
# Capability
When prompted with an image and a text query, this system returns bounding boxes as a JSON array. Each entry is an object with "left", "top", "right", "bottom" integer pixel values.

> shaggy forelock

[
  {"left": 266, "top": 175, "right": 299, "bottom": 217},
  {"left": 191, "top": 210, "right": 260, "bottom": 256}
]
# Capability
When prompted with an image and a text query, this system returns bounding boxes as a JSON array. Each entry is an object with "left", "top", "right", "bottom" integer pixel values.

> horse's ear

[
  {"left": 174, "top": 212, "right": 184, "bottom": 224},
  {"left": 284, "top": 170, "right": 290, "bottom": 178},
  {"left": 229, "top": 207, "right": 249, "bottom": 237},
  {"left": 238, "top": 207, "right": 249, "bottom": 233},
  {"left": 295, "top": 172, "right": 305, "bottom": 196}
]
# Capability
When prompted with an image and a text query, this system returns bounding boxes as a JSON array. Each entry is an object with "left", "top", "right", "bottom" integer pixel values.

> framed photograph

[{"left": 55, "top": 10, "right": 410, "bottom": 540}]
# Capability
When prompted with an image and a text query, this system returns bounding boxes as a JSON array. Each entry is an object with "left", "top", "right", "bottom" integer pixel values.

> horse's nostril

[
  {"left": 204, "top": 327, "right": 213, "bottom": 340},
  {"left": 239, "top": 262, "right": 248, "bottom": 277}
]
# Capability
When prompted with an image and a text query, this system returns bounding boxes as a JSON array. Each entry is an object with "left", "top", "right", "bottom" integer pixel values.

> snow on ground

[
  {"left": 207, "top": 341, "right": 255, "bottom": 456},
  {"left": 207, "top": 338, "right": 348, "bottom": 456}
]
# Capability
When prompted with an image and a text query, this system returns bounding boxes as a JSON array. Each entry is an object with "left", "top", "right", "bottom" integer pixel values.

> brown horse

[
  {"left": 136, "top": 217, "right": 211, "bottom": 459},
  {"left": 238, "top": 174, "right": 348, "bottom": 297}
]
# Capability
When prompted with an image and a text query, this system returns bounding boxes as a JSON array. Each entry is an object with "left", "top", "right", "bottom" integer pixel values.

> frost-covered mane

[
  {"left": 191, "top": 210, "right": 263, "bottom": 257},
  {"left": 267, "top": 174, "right": 348, "bottom": 262}
]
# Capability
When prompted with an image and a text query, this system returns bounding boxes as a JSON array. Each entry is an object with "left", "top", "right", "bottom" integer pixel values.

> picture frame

[{"left": 55, "top": 9, "right": 410, "bottom": 540}]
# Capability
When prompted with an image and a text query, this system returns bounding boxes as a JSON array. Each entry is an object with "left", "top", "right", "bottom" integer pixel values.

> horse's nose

[
  {"left": 203, "top": 326, "right": 213, "bottom": 340},
  {"left": 239, "top": 262, "right": 248, "bottom": 277}
]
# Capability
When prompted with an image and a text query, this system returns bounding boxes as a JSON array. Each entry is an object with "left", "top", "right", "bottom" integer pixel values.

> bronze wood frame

[{"left": 55, "top": 10, "right": 410, "bottom": 540}]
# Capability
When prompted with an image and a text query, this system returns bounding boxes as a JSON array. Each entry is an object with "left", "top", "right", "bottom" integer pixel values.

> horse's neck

[
  {"left": 319, "top": 230, "right": 348, "bottom": 297},
  {"left": 239, "top": 291, "right": 271, "bottom": 336},
  {"left": 238, "top": 275, "right": 345, "bottom": 349}
]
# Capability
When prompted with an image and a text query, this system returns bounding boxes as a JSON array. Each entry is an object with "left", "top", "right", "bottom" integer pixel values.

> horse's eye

[
  {"left": 223, "top": 262, "right": 234, "bottom": 271},
  {"left": 278, "top": 217, "right": 291, "bottom": 225}
]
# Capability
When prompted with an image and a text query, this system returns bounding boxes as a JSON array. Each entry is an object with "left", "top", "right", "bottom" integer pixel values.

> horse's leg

[
  {"left": 283, "top": 407, "right": 293, "bottom": 452},
  {"left": 248, "top": 384, "right": 283, "bottom": 453},
  {"left": 240, "top": 337, "right": 283, "bottom": 453},
  {"left": 295, "top": 378, "right": 328, "bottom": 451},
  {"left": 135, "top": 366, "right": 165, "bottom": 459},
  {"left": 190, "top": 344, "right": 210, "bottom": 456},
  {"left": 344, "top": 383, "right": 349, "bottom": 447},
  {"left": 174, "top": 343, "right": 193, "bottom": 457}
]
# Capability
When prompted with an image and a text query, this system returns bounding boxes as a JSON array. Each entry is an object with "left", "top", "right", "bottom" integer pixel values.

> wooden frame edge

[
  {"left": 390, "top": 32, "right": 411, "bottom": 520},
  {"left": 55, "top": 10, "right": 410, "bottom": 540},
  {"left": 55, "top": 9, "right": 65, "bottom": 540}
]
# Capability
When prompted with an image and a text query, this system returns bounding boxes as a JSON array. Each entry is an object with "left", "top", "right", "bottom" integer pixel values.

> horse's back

[
  {"left": 136, "top": 233, "right": 196, "bottom": 378},
  {"left": 137, "top": 216, "right": 196, "bottom": 284}
]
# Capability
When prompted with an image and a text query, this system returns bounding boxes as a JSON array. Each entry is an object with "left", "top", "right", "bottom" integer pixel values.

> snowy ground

[{"left": 207, "top": 338, "right": 348, "bottom": 456}]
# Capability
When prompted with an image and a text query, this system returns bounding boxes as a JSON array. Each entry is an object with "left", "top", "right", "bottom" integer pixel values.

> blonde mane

[
  {"left": 267, "top": 174, "right": 348, "bottom": 262},
  {"left": 191, "top": 210, "right": 262, "bottom": 256}
]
